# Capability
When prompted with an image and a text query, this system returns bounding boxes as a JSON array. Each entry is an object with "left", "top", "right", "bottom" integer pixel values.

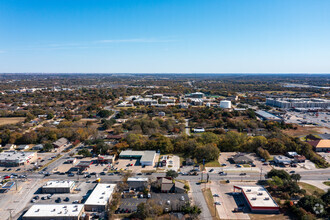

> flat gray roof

[{"left": 119, "top": 150, "right": 156, "bottom": 162}]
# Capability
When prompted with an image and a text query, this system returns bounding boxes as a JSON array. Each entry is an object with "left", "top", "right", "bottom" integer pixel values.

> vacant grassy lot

[
  {"left": 283, "top": 126, "right": 330, "bottom": 137},
  {"left": 298, "top": 182, "right": 325, "bottom": 195},
  {"left": 0, "top": 117, "right": 25, "bottom": 126},
  {"left": 204, "top": 160, "right": 221, "bottom": 167}
]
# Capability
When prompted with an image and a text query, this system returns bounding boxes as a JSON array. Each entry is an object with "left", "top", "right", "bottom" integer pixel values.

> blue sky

[{"left": 0, "top": 0, "right": 330, "bottom": 73}]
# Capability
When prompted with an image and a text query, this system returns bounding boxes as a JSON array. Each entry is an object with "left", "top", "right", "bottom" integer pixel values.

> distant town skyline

[{"left": 1, "top": 0, "right": 330, "bottom": 73}]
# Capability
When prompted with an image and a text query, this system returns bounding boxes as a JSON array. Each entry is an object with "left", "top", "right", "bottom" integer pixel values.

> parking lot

[
  {"left": 158, "top": 155, "right": 180, "bottom": 172},
  {"left": 284, "top": 111, "right": 330, "bottom": 128},
  {"left": 31, "top": 181, "right": 97, "bottom": 205},
  {"left": 113, "top": 156, "right": 159, "bottom": 173},
  {"left": 209, "top": 181, "right": 251, "bottom": 220}
]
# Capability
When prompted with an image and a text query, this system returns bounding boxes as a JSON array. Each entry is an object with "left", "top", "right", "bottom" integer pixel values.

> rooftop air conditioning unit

[{"left": 35, "top": 209, "right": 40, "bottom": 212}]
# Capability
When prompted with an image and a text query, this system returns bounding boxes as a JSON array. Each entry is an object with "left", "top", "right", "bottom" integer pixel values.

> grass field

[
  {"left": 204, "top": 160, "right": 221, "bottom": 167},
  {"left": 283, "top": 126, "right": 330, "bottom": 137},
  {"left": 202, "top": 188, "right": 220, "bottom": 220},
  {"left": 0, "top": 117, "right": 25, "bottom": 126},
  {"left": 298, "top": 182, "right": 325, "bottom": 195}
]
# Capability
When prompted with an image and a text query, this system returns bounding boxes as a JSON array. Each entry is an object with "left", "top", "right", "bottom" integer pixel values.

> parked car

[
  {"left": 64, "top": 197, "right": 70, "bottom": 202},
  {"left": 214, "top": 202, "right": 221, "bottom": 205},
  {"left": 213, "top": 194, "right": 219, "bottom": 197},
  {"left": 55, "top": 197, "right": 62, "bottom": 203},
  {"left": 240, "top": 173, "right": 246, "bottom": 176},
  {"left": 209, "top": 169, "right": 214, "bottom": 172}
]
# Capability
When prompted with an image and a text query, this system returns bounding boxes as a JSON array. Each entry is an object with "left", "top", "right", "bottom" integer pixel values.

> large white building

[
  {"left": 119, "top": 150, "right": 157, "bottom": 166},
  {"left": 23, "top": 204, "right": 84, "bottom": 220},
  {"left": 41, "top": 180, "right": 75, "bottom": 193},
  {"left": 234, "top": 185, "right": 279, "bottom": 213},
  {"left": 266, "top": 98, "right": 330, "bottom": 109},
  {"left": 84, "top": 183, "right": 116, "bottom": 212},
  {"left": 0, "top": 151, "right": 37, "bottom": 167}
]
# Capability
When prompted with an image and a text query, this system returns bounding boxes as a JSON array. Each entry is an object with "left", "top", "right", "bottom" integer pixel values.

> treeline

[
  {"left": 122, "top": 131, "right": 328, "bottom": 167},
  {"left": 0, "top": 121, "right": 96, "bottom": 146},
  {"left": 123, "top": 118, "right": 184, "bottom": 135},
  {"left": 266, "top": 169, "right": 329, "bottom": 219}
]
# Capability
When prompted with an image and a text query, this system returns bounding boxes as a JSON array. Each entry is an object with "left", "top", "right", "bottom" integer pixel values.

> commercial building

[
  {"left": 127, "top": 177, "right": 149, "bottom": 191},
  {"left": 157, "top": 177, "right": 186, "bottom": 193},
  {"left": 0, "top": 151, "right": 37, "bottom": 167},
  {"left": 231, "top": 153, "right": 253, "bottom": 164},
  {"left": 41, "top": 181, "right": 75, "bottom": 193},
  {"left": 97, "top": 154, "right": 116, "bottom": 164},
  {"left": 266, "top": 98, "right": 330, "bottom": 109},
  {"left": 273, "top": 155, "right": 292, "bottom": 165},
  {"left": 255, "top": 110, "right": 282, "bottom": 122},
  {"left": 133, "top": 98, "right": 158, "bottom": 106},
  {"left": 119, "top": 150, "right": 157, "bottom": 166},
  {"left": 187, "top": 92, "right": 205, "bottom": 99},
  {"left": 233, "top": 185, "right": 279, "bottom": 213},
  {"left": 308, "top": 139, "right": 330, "bottom": 152},
  {"left": 53, "top": 137, "right": 69, "bottom": 152},
  {"left": 17, "top": 144, "right": 30, "bottom": 150},
  {"left": 219, "top": 100, "right": 232, "bottom": 109},
  {"left": 23, "top": 204, "right": 84, "bottom": 220},
  {"left": 84, "top": 183, "right": 116, "bottom": 212},
  {"left": 193, "top": 128, "right": 205, "bottom": 133},
  {"left": 76, "top": 161, "right": 93, "bottom": 170}
]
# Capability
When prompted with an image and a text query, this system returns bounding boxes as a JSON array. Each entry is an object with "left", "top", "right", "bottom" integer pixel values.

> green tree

[
  {"left": 166, "top": 170, "right": 178, "bottom": 179},
  {"left": 78, "top": 148, "right": 92, "bottom": 157}
]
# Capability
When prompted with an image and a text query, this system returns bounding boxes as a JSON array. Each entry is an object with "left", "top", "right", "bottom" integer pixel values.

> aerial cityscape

[{"left": 1, "top": 0, "right": 330, "bottom": 220}]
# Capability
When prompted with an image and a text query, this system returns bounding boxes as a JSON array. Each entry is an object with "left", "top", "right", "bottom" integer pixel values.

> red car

[{"left": 4, "top": 175, "right": 11, "bottom": 179}]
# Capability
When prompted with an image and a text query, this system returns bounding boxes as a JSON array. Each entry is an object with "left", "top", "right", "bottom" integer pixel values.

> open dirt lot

[
  {"left": 283, "top": 126, "right": 330, "bottom": 137},
  {"left": 0, "top": 117, "right": 25, "bottom": 126}
]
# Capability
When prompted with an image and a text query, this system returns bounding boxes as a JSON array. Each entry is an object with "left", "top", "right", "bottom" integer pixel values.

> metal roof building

[
  {"left": 23, "top": 204, "right": 84, "bottom": 220},
  {"left": 119, "top": 150, "right": 157, "bottom": 166},
  {"left": 84, "top": 183, "right": 116, "bottom": 212}
]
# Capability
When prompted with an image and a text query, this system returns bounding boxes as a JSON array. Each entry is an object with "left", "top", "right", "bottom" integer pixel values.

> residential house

[{"left": 308, "top": 140, "right": 330, "bottom": 152}]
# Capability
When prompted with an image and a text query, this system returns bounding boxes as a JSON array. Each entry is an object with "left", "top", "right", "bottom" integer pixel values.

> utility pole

[{"left": 260, "top": 167, "right": 263, "bottom": 181}]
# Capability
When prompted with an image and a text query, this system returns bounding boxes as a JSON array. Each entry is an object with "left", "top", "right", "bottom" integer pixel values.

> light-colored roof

[
  {"left": 53, "top": 137, "right": 69, "bottom": 147},
  {"left": 0, "top": 151, "right": 36, "bottom": 163},
  {"left": 127, "top": 177, "right": 148, "bottom": 182},
  {"left": 42, "top": 180, "right": 75, "bottom": 189},
  {"left": 85, "top": 184, "right": 116, "bottom": 206},
  {"left": 119, "top": 150, "right": 156, "bottom": 163},
  {"left": 23, "top": 204, "right": 84, "bottom": 218},
  {"left": 309, "top": 140, "right": 330, "bottom": 148},
  {"left": 235, "top": 185, "right": 278, "bottom": 208}
]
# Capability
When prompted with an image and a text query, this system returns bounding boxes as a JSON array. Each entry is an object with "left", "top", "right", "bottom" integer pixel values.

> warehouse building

[
  {"left": 23, "top": 204, "right": 84, "bottom": 220},
  {"left": 255, "top": 110, "right": 282, "bottom": 122},
  {"left": 84, "top": 183, "right": 116, "bottom": 212},
  {"left": 233, "top": 185, "right": 279, "bottom": 213},
  {"left": 119, "top": 150, "right": 157, "bottom": 166},
  {"left": 266, "top": 98, "right": 330, "bottom": 109},
  {"left": 308, "top": 139, "right": 330, "bottom": 152},
  {"left": 41, "top": 180, "right": 75, "bottom": 193},
  {"left": 0, "top": 151, "right": 37, "bottom": 167}
]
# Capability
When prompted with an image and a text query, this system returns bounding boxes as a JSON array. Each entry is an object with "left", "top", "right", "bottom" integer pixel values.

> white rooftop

[
  {"left": 127, "top": 177, "right": 148, "bottom": 182},
  {"left": 42, "top": 180, "right": 75, "bottom": 189},
  {"left": 23, "top": 204, "right": 84, "bottom": 218},
  {"left": 0, "top": 151, "right": 36, "bottom": 163},
  {"left": 235, "top": 185, "right": 278, "bottom": 208},
  {"left": 85, "top": 184, "right": 116, "bottom": 206}
]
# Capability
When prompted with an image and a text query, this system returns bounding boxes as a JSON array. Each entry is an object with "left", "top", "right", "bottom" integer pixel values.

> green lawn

[
  {"left": 298, "top": 182, "right": 325, "bottom": 195},
  {"left": 204, "top": 160, "right": 221, "bottom": 167}
]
